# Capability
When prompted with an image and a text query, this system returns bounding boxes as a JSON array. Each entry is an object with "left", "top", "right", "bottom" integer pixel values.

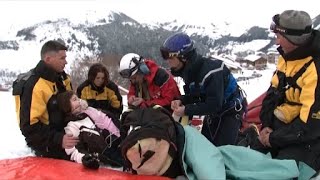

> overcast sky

[{"left": 0, "top": 0, "right": 318, "bottom": 39}]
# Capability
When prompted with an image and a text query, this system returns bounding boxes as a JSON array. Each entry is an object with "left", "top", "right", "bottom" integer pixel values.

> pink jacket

[{"left": 83, "top": 107, "right": 120, "bottom": 137}]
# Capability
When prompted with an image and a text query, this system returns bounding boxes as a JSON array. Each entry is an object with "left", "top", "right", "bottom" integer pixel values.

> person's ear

[{"left": 43, "top": 54, "right": 52, "bottom": 63}]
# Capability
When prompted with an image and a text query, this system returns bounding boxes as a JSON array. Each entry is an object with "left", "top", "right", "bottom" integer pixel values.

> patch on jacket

[{"left": 311, "top": 111, "right": 320, "bottom": 119}]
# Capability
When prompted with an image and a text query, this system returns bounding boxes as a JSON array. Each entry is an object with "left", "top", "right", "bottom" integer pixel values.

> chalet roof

[
  {"left": 256, "top": 51, "right": 266, "bottom": 56},
  {"left": 211, "top": 55, "right": 242, "bottom": 70},
  {"left": 267, "top": 51, "right": 279, "bottom": 55},
  {"left": 244, "top": 54, "right": 263, "bottom": 62}
]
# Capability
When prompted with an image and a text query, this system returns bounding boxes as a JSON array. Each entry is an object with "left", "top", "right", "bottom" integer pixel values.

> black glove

[
  {"left": 82, "top": 153, "right": 100, "bottom": 170},
  {"left": 260, "top": 87, "right": 283, "bottom": 128}
]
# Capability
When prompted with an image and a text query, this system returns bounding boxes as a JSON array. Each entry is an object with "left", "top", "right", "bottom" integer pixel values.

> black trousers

[
  {"left": 201, "top": 108, "right": 243, "bottom": 146},
  {"left": 250, "top": 137, "right": 320, "bottom": 171}
]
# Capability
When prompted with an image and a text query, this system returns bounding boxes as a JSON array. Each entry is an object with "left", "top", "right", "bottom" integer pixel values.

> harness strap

[
  {"left": 284, "top": 58, "right": 314, "bottom": 106},
  {"left": 286, "top": 58, "right": 314, "bottom": 90}
]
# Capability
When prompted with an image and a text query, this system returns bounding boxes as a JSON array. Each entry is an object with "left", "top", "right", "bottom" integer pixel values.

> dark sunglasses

[
  {"left": 119, "top": 65, "right": 139, "bottom": 78},
  {"left": 160, "top": 47, "right": 180, "bottom": 60},
  {"left": 119, "top": 69, "right": 132, "bottom": 78},
  {"left": 270, "top": 14, "right": 312, "bottom": 36}
]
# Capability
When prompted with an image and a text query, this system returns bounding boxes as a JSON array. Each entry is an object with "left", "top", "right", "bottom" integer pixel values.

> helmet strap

[{"left": 177, "top": 57, "right": 186, "bottom": 63}]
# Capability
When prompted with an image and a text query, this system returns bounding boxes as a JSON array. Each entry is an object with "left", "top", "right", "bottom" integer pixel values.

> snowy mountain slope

[
  {"left": 226, "top": 39, "right": 271, "bottom": 54},
  {"left": 0, "top": 10, "right": 319, "bottom": 76},
  {"left": 155, "top": 19, "right": 246, "bottom": 38},
  {"left": 0, "top": 19, "right": 101, "bottom": 72}
]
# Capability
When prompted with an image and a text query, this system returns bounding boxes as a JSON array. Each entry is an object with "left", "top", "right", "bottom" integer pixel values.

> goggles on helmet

[
  {"left": 160, "top": 46, "right": 180, "bottom": 60},
  {"left": 270, "top": 14, "right": 312, "bottom": 36},
  {"left": 119, "top": 56, "right": 142, "bottom": 78},
  {"left": 119, "top": 69, "right": 133, "bottom": 78}
]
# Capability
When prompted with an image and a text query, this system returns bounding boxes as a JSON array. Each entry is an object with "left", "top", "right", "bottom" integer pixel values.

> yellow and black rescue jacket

[
  {"left": 260, "top": 30, "right": 320, "bottom": 149},
  {"left": 12, "top": 60, "right": 72, "bottom": 158},
  {"left": 77, "top": 80, "right": 122, "bottom": 118}
]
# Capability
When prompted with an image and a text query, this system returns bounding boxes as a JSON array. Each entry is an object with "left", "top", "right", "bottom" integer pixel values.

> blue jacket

[{"left": 173, "top": 53, "right": 239, "bottom": 116}]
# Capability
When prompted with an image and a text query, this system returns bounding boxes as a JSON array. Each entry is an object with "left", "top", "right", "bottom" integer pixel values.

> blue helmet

[{"left": 160, "top": 32, "right": 194, "bottom": 60}]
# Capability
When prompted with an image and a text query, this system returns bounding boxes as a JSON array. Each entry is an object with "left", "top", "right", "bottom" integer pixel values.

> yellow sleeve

[{"left": 107, "top": 90, "right": 120, "bottom": 108}]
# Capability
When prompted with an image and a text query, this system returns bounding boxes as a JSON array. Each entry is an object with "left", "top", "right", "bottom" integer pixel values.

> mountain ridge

[{"left": 0, "top": 10, "right": 319, "bottom": 85}]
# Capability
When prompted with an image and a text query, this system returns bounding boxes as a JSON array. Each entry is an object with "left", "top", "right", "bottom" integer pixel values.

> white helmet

[{"left": 119, "top": 53, "right": 141, "bottom": 78}]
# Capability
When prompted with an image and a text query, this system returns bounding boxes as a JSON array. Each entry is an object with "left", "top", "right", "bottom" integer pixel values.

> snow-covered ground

[
  {"left": 0, "top": 65, "right": 274, "bottom": 161},
  {"left": 0, "top": 91, "right": 34, "bottom": 159}
]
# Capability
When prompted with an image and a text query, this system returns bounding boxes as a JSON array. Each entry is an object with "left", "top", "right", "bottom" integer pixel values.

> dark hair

[
  {"left": 57, "top": 90, "right": 75, "bottom": 114},
  {"left": 88, "top": 63, "right": 110, "bottom": 86},
  {"left": 40, "top": 40, "right": 68, "bottom": 59}
]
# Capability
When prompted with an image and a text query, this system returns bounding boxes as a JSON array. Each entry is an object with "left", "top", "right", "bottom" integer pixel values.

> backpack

[
  {"left": 12, "top": 69, "right": 35, "bottom": 122},
  {"left": 12, "top": 69, "right": 35, "bottom": 96}
]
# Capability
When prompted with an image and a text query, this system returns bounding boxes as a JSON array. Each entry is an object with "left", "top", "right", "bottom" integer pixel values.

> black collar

[
  {"left": 90, "top": 82, "right": 104, "bottom": 94},
  {"left": 183, "top": 53, "right": 204, "bottom": 85},
  {"left": 34, "top": 60, "right": 62, "bottom": 82}
]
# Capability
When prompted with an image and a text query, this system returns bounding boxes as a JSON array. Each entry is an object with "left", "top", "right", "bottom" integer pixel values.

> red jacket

[{"left": 128, "top": 60, "right": 180, "bottom": 110}]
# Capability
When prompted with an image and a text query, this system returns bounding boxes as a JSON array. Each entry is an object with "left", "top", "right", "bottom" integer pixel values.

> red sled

[
  {"left": 241, "top": 92, "right": 266, "bottom": 132},
  {"left": 0, "top": 156, "right": 170, "bottom": 180},
  {"left": 185, "top": 92, "right": 267, "bottom": 133}
]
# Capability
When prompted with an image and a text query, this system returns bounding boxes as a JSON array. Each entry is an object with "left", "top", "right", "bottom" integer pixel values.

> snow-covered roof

[
  {"left": 212, "top": 55, "right": 242, "bottom": 70},
  {"left": 267, "top": 50, "right": 279, "bottom": 55},
  {"left": 244, "top": 54, "right": 263, "bottom": 62},
  {"left": 228, "top": 39, "right": 271, "bottom": 54},
  {"left": 256, "top": 51, "right": 266, "bottom": 56},
  {"left": 220, "top": 54, "right": 236, "bottom": 61}
]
